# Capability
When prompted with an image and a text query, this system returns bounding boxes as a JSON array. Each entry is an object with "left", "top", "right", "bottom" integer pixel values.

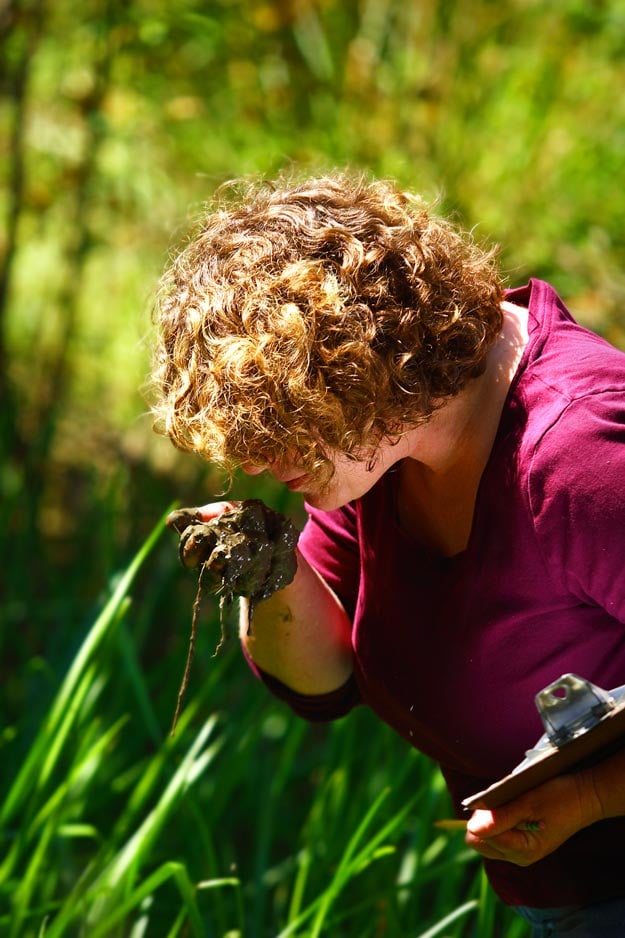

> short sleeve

[
  {"left": 529, "top": 390, "right": 625, "bottom": 622},
  {"left": 245, "top": 650, "right": 361, "bottom": 722},
  {"left": 298, "top": 501, "right": 361, "bottom": 620}
]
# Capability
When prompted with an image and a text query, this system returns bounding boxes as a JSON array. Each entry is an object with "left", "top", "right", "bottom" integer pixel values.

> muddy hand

[{"left": 168, "top": 500, "right": 299, "bottom": 601}]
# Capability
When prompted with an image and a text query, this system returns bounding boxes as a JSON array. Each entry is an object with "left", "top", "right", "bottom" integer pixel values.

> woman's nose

[{"left": 240, "top": 462, "right": 266, "bottom": 476}]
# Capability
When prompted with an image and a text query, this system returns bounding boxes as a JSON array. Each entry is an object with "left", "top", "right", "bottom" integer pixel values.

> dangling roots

[
  {"left": 169, "top": 566, "right": 237, "bottom": 736},
  {"left": 167, "top": 500, "right": 300, "bottom": 736}
]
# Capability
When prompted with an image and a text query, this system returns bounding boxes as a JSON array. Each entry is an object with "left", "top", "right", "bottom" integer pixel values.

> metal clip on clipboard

[{"left": 463, "top": 674, "right": 625, "bottom": 811}]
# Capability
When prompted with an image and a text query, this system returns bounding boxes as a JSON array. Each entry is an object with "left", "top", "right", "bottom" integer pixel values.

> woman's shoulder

[{"left": 524, "top": 390, "right": 625, "bottom": 617}]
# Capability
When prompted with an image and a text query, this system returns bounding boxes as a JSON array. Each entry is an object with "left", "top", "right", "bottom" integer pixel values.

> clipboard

[{"left": 462, "top": 674, "right": 625, "bottom": 811}]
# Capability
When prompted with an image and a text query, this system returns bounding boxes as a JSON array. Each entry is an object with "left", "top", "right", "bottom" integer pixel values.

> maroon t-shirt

[{"left": 250, "top": 280, "right": 625, "bottom": 907}]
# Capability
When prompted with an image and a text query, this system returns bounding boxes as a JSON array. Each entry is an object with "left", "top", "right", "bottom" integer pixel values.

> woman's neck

[
  {"left": 402, "top": 300, "right": 529, "bottom": 475},
  {"left": 395, "top": 300, "right": 529, "bottom": 554}
]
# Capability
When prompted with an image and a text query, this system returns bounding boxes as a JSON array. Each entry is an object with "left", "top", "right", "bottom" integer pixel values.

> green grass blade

[
  {"left": 116, "top": 619, "right": 163, "bottom": 747},
  {"left": 86, "top": 717, "right": 220, "bottom": 910},
  {"left": 1, "top": 511, "right": 168, "bottom": 829},
  {"left": 286, "top": 846, "right": 311, "bottom": 924},
  {"left": 415, "top": 899, "right": 479, "bottom": 938},
  {"left": 309, "top": 787, "right": 417, "bottom": 937},
  {"left": 29, "top": 716, "right": 128, "bottom": 835},
  {"left": 7, "top": 819, "right": 56, "bottom": 938},
  {"left": 40, "top": 716, "right": 221, "bottom": 937},
  {"left": 90, "top": 862, "right": 205, "bottom": 938}
]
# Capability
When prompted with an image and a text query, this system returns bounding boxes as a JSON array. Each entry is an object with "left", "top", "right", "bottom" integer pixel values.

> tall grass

[
  {"left": 6, "top": 2, "right": 621, "bottom": 934},
  {"left": 0, "top": 516, "right": 529, "bottom": 936}
]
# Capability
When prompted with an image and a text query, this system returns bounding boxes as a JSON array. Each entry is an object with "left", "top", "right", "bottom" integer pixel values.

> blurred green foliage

[{"left": 1, "top": 0, "right": 625, "bottom": 934}]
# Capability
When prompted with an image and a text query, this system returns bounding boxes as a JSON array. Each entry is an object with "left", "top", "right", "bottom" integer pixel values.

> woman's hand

[
  {"left": 169, "top": 500, "right": 353, "bottom": 695},
  {"left": 465, "top": 770, "right": 603, "bottom": 866}
]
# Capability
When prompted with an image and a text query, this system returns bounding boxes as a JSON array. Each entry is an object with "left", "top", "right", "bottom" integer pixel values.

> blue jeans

[{"left": 515, "top": 898, "right": 625, "bottom": 937}]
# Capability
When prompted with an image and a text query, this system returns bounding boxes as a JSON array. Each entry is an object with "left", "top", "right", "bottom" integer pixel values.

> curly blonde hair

[{"left": 151, "top": 172, "right": 504, "bottom": 477}]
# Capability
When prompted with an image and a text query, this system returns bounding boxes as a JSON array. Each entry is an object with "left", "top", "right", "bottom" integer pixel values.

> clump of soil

[{"left": 167, "top": 500, "right": 299, "bottom": 733}]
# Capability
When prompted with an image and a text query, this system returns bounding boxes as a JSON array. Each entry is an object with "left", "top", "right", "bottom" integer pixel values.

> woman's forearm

[
  {"left": 239, "top": 548, "right": 354, "bottom": 694},
  {"left": 580, "top": 746, "right": 625, "bottom": 823}
]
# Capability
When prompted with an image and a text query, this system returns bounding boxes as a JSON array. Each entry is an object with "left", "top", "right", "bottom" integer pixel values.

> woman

[{"left": 152, "top": 172, "right": 625, "bottom": 936}]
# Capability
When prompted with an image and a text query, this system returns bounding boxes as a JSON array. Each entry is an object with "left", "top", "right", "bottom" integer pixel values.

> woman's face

[{"left": 241, "top": 434, "right": 414, "bottom": 511}]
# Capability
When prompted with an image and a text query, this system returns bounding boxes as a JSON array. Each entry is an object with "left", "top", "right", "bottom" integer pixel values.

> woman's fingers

[
  {"left": 166, "top": 502, "right": 238, "bottom": 532},
  {"left": 196, "top": 501, "right": 238, "bottom": 521}
]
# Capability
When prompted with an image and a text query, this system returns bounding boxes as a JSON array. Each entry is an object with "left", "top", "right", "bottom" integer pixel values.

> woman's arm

[
  {"left": 239, "top": 546, "right": 354, "bottom": 694},
  {"left": 195, "top": 503, "right": 354, "bottom": 695},
  {"left": 465, "top": 747, "right": 625, "bottom": 866}
]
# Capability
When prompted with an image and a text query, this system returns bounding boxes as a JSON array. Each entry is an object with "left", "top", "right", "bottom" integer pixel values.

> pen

[{"left": 434, "top": 819, "right": 543, "bottom": 832}]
